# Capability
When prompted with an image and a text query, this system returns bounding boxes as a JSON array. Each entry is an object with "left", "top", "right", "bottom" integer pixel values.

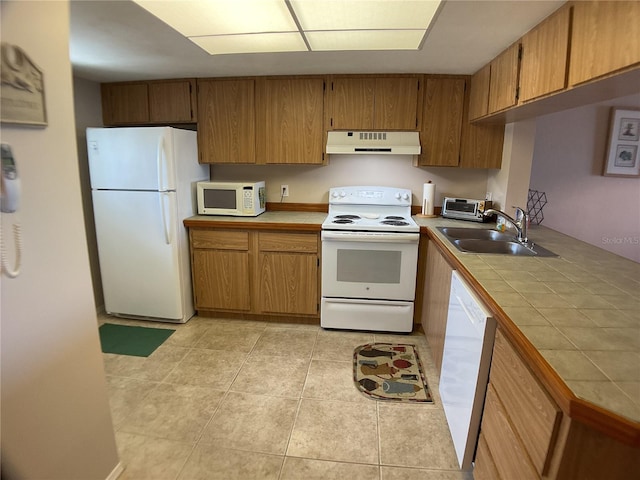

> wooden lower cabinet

[
  {"left": 190, "top": 230, "right": 251, "bottom": 311},
  {"left": 474, "top": 328, "right": 640, "bottom": 479},
  {"left": 258, "top": 232, "right": 319, "bottom": 315},
  {"left": 420, "top": 239, "right": 453, "bottom": 372},
  {"left": 190, "top": 228, "right": 320, "bottom": 318}
]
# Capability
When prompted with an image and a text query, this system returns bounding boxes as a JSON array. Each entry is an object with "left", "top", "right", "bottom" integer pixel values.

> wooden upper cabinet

[
  {"left": 488, "top": 42, "right": 521, "bottom": 114},
  {"left": 519, "top": 4, "right": 571, "bottom": 103},
  {"left": 257, "top": 77, "right": 325, "bottom": 165},
  {"left": 101, "top": 79, "right": 196, "bottom": 126},
  {"left": 418, "top": 78, "right": 465, "bottom": 167},
  {"left": 460, "top": 78, "right": 505, "bottom": 169},
  {"left": 101, "top": 83, "right": 149, "bottom": 125},
  {"left": 148, "top": 79, "right": 196, "bottom": 123},
  {"left": 197, "top": 78, "right": 256, "bottom": 164},
  {"left": 330, "top": 77, "right": 375, "bottom": 130},
  {"left": 468, "top": 64, "right": 491, "bottom": 121},
  {"left": 569, "top": 0, "right": 640, "bottom": 86},
  {"left": 374, "top": 77, "right": 420, "bottom": 130},
  {"left": 329, "top": 76, "right": 420, "bottom": 131}
]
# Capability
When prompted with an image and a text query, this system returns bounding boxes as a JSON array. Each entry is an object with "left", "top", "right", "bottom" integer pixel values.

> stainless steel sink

[
  {"left": 436, "top": 226, "right": 558, "bottom": 257},
  {"left": 437, "top": 227, "right": 513, "bottom": 241},
  {"left": 452, "top": 239, "right": 536, "bottom": 256}
]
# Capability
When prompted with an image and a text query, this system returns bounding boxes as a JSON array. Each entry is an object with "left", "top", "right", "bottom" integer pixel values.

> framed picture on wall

[
  {"left": 603, "top": 108, "right": 640, "bottom": 177},
  {"left": 0, "top": 42, "right": 47, "bottom": 126}
]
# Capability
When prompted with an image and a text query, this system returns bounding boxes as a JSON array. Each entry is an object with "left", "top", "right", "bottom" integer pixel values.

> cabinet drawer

[
  {"left": 191, "top": 230, "right": 249, "bottom": 250},
  {"left": 490, "top": 329, "right": 562, "bottom": 475},
  {"left": 259, "top": 233, "right": 318, "bottom": 253},
  {"left": 482, "top": 384, "right": 539, "bottom": 480},
  {"left": 474, "top": 433, "right": 500, "bottom": 480}
]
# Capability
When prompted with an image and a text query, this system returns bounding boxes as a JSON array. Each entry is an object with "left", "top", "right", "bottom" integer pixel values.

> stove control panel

[{"left": 328, "top": 186, "right": 412, "bottom": 206}]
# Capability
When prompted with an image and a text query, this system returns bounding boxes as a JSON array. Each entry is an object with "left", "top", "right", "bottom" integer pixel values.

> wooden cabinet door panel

[
  {"left": 101, "top": 83, "right": 149, "bottom": 125},
  {"left": 197, "top": 79, "right": 255, "bottom": 164},
  {"left": 482, "top": 384, "right": 539, "bottom": 480},
  {"left": 519, "top": 5, "right": 571, "bottom": 103},
  {"left": 474, "top": 433, "right": 501, "bottom": 480},
  {"left": 191, "top": 230, "right": 249, "bottom": 250},
  {"left": 490, "top": 329, "right": 562, "bottom": 475},
  {"left": 420, "top": 240, "right": 453, "bottom": 372},
  {"left": 259, "top": 232, "right": 317, "bottom": 253},
  {"left": 374, "top": 77, "right": 419, "bottom": 130},
  {"left": 569, "top": 1, "right": 640, "bottom": 86},
  {"left": 149, "top": 80, "right": 195, "bottom": 123},
  {"left": 488, "top": 42, "right": 521, "bottom": 113},
  {"left": 259, "top": 252, "right": 317, "bottom": 315},
  {"left": 261, "top": 78, "right": 324, "bottom": 164},
  {"left": 469, "top": 64, "right": 491, "bottom": 120},
  {"left": 330, "top": 77, "right": 375, "bottom": 130},
  {"left": 418, "top": 78, "right": 464, "bottom": 166},
  {"left": 460, "top": 79, "right": 505, "bottom": 169},
  {"left": 192, "top": 250, "right": 250, "bottom": 311}
]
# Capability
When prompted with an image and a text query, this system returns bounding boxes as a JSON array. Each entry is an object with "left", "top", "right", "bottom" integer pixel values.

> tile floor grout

[{"left": 101, "top": 314, "right": 473, "bottom": 480}]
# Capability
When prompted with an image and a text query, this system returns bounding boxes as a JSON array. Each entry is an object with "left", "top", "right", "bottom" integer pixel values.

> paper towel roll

[{"left": 422, "top": 182, "right": 436, "bottom": 216}]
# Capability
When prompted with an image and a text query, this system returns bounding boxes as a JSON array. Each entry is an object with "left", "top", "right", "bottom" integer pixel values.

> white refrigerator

[{"left": 87, "top": 127, "right": 208, "bottom": 323}]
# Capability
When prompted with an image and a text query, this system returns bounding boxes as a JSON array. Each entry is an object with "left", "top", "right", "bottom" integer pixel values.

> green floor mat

[{"left": 99, "top": 323, "right": 175, "bottom": 357}]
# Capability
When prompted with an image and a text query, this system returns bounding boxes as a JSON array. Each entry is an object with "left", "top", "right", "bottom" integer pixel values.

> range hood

[{"left": 326, "top": 131, "right": 421, "bottom": 156}]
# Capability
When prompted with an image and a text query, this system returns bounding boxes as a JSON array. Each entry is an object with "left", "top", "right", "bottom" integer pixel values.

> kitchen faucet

[{"left": 483, "top": 207, "right": 529, "bottom": 244}]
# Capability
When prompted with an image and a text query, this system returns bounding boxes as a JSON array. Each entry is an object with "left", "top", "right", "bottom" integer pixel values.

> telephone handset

[{"left": 1, "top": 143, "right": 22, "bottom": 278}]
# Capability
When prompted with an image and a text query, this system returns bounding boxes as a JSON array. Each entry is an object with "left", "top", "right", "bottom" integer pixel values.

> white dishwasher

[{"left": 440, "top": 270, "right": 496, "bottom": 470}]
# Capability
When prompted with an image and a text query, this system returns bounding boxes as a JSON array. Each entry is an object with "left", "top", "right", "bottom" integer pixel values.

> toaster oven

[{"left": 441, "top": 197, "right": 492, "bottom": 222}]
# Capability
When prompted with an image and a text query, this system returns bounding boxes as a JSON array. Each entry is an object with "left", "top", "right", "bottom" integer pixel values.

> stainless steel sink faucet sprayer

[{"left": 483, "top": 207, "right": 529, "bottom": 244}]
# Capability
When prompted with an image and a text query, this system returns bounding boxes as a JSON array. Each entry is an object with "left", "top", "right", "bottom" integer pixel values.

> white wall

[
  {"left": 73, "top": 76, "right": 104, "bottom": 308},
  {"left": 530, "top": 93, "right": 640, "bottom": 262},
  {"left": 211, "top": 156, "right": 490, "bottom": 207},
  {"left": 0, "top": 2, "right": 120, "bottom": 479}
]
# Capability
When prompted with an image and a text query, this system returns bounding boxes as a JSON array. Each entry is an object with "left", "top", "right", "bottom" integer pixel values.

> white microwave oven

[{"left": 196, "top": 181, "right": 266, "bottom": 216}]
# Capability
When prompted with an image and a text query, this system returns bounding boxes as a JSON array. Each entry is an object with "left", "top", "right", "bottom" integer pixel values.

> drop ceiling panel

[
  {"left": 306, "top": 30, "right": 427, "bottom": 51},
  {"left": 134, "top": 0, "right": 297, "bottom": 36},
  {"left": 192, "top": 32, "right": 308, "bottom": 55},
  {"left": 290, "top": 0, "right": 441, "bottom": 30}
]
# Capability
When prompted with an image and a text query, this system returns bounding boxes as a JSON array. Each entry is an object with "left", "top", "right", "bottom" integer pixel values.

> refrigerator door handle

[
  {"left": 157, "top": 134, "right": 166, "bottom": 192},
  {"left": 160, "top": 192, "right": 171, "bottom": 244}
]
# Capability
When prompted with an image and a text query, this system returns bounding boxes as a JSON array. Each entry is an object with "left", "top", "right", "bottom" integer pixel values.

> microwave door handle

[{"left": 160, "top": 192, "right": 171, "bottom": 244}]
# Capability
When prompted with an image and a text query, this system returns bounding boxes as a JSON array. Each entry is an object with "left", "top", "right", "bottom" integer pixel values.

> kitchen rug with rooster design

[{"left": 354, "top": 343, "right": 432, "bottom": 402}]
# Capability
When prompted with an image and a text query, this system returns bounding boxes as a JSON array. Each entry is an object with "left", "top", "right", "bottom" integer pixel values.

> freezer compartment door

[
  {"left": 92, "top": 190, "right": 190, "bottom": 321},
  {"left": 87, "top": 127, "right": 178, "bottom": 191}
]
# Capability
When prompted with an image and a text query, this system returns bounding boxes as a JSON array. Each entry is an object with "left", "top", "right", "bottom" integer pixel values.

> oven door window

[
  {"left": 337, "top": 249, "right": 401, "bottom": 283},
  {"left": 322, "top": 239, "right": 418, "bottom": 301}
]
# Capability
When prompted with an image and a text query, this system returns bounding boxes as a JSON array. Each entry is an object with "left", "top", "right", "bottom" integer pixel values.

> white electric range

[{"left": 321, "top": 186, "right": 419, "bottom": 332}]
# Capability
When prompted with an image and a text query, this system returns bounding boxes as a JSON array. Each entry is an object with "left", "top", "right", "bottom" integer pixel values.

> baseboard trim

[{"left": 105, "top": 461, "right": 124, "bottom": 480}]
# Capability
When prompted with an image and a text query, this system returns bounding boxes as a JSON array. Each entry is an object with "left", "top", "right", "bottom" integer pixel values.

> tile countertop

[
  {"left": 414, "top": 215, "right": 640, "bottom": 425},
  {"left": 185, "top": 212, "right": 640, "bottom": 424},
  {"left": 184, "top": 212, "right": 328, "bottom": 230}
]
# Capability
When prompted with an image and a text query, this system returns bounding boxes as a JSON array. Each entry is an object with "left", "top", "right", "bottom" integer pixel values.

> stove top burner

[
  {"left": 334, "top": 214, "right": 361, "bottom": 220},
  {"left": 332, "top": 218, "right": 355, "bottom": 224},
  {"left": 384, "top": 216, "right": 405, "bottom": 220},
  {"left": 381, "top": 220, "right": 410, "bottom": 226}
]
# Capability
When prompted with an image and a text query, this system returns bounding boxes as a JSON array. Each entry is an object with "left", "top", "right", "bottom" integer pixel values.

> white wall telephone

[{"left": 1, "top": 143, "right": 22, "bottom": 278}]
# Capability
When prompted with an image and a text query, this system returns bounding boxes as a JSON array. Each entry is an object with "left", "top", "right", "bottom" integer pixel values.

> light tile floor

[{"left": 99, "top": 314, "right": 473, "bottom": 480}]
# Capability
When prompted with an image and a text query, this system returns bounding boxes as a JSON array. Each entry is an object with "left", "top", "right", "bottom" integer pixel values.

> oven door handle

[{"left": 321, "top": 231, "right": 419, "bottom": 243}]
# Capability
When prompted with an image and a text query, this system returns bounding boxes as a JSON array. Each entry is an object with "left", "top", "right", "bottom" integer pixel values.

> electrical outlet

[
  {"left": 485, "top": 192, "right": 493, "bottom": 201},
  {"left": 281, "top": 185, "right": 289, "bottom": 197}
]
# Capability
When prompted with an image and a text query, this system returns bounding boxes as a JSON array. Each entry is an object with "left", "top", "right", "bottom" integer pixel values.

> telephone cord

[{"left": 1, "top": 223, "right": 22, "bottom": 278}]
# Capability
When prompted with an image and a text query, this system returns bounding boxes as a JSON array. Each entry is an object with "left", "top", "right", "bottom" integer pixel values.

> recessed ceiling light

[
  {"left": 191, "top": 32, "right": 308, "bottom": 55},
  {"left": 133, "top": 0, "right": 443, "bottom": 55}
]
